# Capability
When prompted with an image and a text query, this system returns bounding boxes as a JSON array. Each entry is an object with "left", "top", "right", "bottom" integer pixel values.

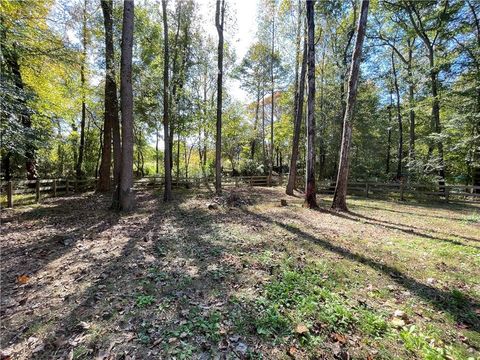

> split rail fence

[{"left": 1, "top": 175, "right": 479, "bottom": 208}]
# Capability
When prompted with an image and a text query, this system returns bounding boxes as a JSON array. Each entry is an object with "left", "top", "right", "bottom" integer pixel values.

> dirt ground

[{"left": 1, "top": 187, "right": 479, "bottom": 359}]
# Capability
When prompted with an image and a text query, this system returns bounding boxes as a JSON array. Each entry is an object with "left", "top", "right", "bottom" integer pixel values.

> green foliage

[
  {"left": 136, "top": 294, "right": 156, "bottom": 307},
  {"left": 399, "top": 325, "right": 459, "bottom": 360},
  {"left": 240, "top": 159, "right": 265, "bottom": 176},
  {"left": 167, "top": 307, "right": 222, "bottom": 342},
  {"left": 255, "top": 303, "right": 290, "bottom": 337},
  {"left": 462, "top": 212, "right": 480, "bottom": 224},
  {"left": 254, "top": 260, "right": 389, "bottom": 344},
  {"left": 357, "top": 309, "right": 389, "bottom": 338},
  {"left": 72, "top": 345, "right": 90, "bottom": 359}
]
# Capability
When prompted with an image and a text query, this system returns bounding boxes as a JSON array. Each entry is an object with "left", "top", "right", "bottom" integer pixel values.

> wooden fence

[
  {"left": 316, "top": 180, "right": 480, "bottom": 203},
  {"left": 1, "top": 175, "right": 479, "bottom": 208},
  {"left": 0, "top": 175, "right": 279, "bottom": 208}
]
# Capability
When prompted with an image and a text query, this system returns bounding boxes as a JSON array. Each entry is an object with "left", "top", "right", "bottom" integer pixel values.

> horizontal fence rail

[{"left": 1, "top": 175, "right": 479, "bottom": 208}]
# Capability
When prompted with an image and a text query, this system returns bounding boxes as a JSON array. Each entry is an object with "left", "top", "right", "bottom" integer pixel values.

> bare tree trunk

[
  {"left": 262, "top": 88, "right": 266, "bottom": 171},
  {"left": 117, "top": 0, "right": 135, "bottom": 211},
  {"left": 2, "top": 153, "right": 11, "bottom": 181},
  {"left": 156, "top": 123, "right": 159, "bottom": 174},
  {"left": 251, "top": 89, "right": 260, "bottom": 159},
  {"left": 168, "top": 5, "right": 182, "bottom": 174},
  {"left": 162, "top": 0, "right": 173, "bottom": 201},
  {"left": 95, "top": 125, "right": 103, "bottom": 179},
  {"left": 184, "top": 140, "right": 193, "bottom": 181},
  {"left": 333, "top": 4, "right": 357, "bottom": 179},
  {"left": 318, "top": 44, "right": 327, "bottom": 182},
  {"left": 429, "top": 54, "right": 446, "bottom": 187},
  {"left": 386, "top": 94, "right": 393, "bottom": 174},
  {"left": 286, "top": 36, "right": 307, "bottom": 195},
  {"left": 140, "top": 148, "right": 145, "bottom": 177},
  {"left": 200, "top": 74, "right": 208, "bottom": 177},
  {"left": 76, "top": 0, "right": 88, "bottom": 180},
  {"left": 269, "top": 3, "right": 275, "bottom": 185},
  {"left": 391, "top": 50, "right": 403, "bottom": 180},
  {"left": 304, "top": 0, "right": 317, "bottom": 208},
  {"left": 215, "top": 0, "right": 225, "bottom": 194},
  {"left": 332, "top": 0, "right": 369, "bottom": 211},
  {"left": 112, "top": 79, "right": 122, "bottom": 191},
  {"left": 407, "top": 39, "right": 415, "bottom": 162},
  {"left": 98, "top": 0, "right": 118, "bottom": 192}
]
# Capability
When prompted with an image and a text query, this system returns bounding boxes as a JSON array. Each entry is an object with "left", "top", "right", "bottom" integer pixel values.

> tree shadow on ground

[
  {"left": 0, "top": 192, "right": 165, "bottom": 353},
  {"left": 354, "top": 203, "right": 475, "bottom": 222},
  {"left": 329, "top": 210, "right": 480, "bottom": 249},
  {"left": 19, "top": 191, "right": 247, "bottom": 359},
  {"left": 0, "top": 192, "right": 123, "bottom": 340},
  {"left": 347, "top": 211, "right": 480, "bottom": 244},
  {"left": 400, "top": 199, "right": 480, "bottom": 212},
  {"left": 240, "top": 208, "right": 480, "bottom": 333}
]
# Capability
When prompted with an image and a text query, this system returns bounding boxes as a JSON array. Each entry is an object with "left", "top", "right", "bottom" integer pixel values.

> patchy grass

[{"left": 0, "top": 187, "right": 479, "bottom": 359}]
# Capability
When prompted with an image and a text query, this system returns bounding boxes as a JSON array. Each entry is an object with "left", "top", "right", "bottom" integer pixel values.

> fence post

[
  {"left": 445, "top": 187, "right": 450, "bottom": 203},
  {"left": 74, "top": 179, "right": 78, "bottom": 192},
  {"left": 7, "top": 181, "right": 13, "bottom": 208},
  {"left": 53, "top": 179, "right": 57, "bottom": 197},
  {"left": 365, "top": 182, "right": 369, "bottom": 198},
  {"left": 400, "top": 180, "right": 405, "bottom": 201},
  {"left": 35, "top": 180, "right": 40, "bottom": 203},
  {"left": 66, "top": 179, "right": 69, "bottom": 194}
]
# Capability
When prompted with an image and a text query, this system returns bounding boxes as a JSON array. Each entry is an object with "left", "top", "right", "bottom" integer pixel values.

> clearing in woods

[{"left": 1, "top": 187, "right": 479, "bottom": 359}]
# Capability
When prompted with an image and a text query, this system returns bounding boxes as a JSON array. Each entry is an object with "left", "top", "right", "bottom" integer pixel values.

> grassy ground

[{"left": 1, "top": 187, "right": 479, "bottom": 359}]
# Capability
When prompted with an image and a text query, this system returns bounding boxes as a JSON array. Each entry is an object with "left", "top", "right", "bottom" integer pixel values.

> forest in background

[{"left": 1, "top": 0, "right": 479, "bottom": 199}]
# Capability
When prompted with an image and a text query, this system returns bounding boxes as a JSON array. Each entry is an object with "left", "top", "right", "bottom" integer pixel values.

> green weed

[{"left": 136, "top": 294, "right": 155, "bottom": 307}]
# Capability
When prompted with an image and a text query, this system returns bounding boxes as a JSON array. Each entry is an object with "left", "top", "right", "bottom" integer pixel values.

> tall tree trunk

[
  {"left": 176, "top": 133, "right": 180, "bottom": 183},
  {"left": 426, "top": 53, "right": 446, "bottom": 189},
  {"left": 215, "top": 0, "right": 225, "bottom": 194},
  {"left": 429, "top": 53, "right": 446, "bottom": 187},
  {"left": 304, "top": 0, "right": 317, "bottom": 208},
  {"left": 77, "top": 0, "right": 87, "bottom": 180},
  {"left": 334, "top": 5, "right": 357, "bottom": 179},
  {"left": 332, "top": 0, "right": 369, "bottom": 211},
  {"left": 318, "top": 45, "right": 326, "bottom": 182},
  {"left": 286, "top": 36, "right": 307, "bottom": 195},
  {"left": 200, "top": 73, "right": 208, "bottom": 178},
  {"left": 269, "top": 4, "right": 275, "bottom": 185},
  {"left": 156, "top": 124, "right": 159, "bottom": 174},
  {"left": 386, "top": 94, "right": 393, "bottom": 174},
  {"left": 407, "top": 39, "right": 415, "bottom": 163},
  {"left": 117, "top": 0, "right": 135, "bottom": 211},
  {"left": 262, "top": 90, "right": 266, "bottom": 170},
  {"left": 391, "top": 50, "right": 403, "bottom": 180},
  {"left": 289, "top": 0, "right": 302, "bottom": 171},
  {"left": 2, "top": 153, "right": 11, "bottom": 181},
  {"left": 111, "top": 81, "right": 122, "bottom": 190},
  {"left": 251, "top": 88, "right": 260, "bottom": 159},
  {"left": 162, "top": 0, "right": 173, "bottom": 201},
  {"left": 168, "top": 5, "right": 182, "bottom": 174},
  {"left": 98, "top": 0, "right": 118, "bottom": 192},
  {"left": 95, "top": 125, "right": 103, "bottom": 179}
]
